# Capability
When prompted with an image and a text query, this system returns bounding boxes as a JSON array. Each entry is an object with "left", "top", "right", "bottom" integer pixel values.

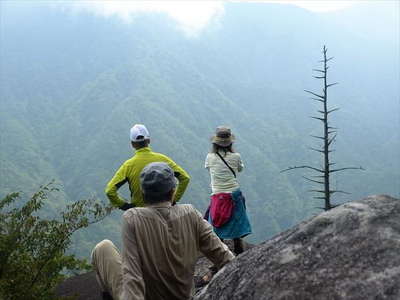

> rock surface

[
  {"left": 195, "top": 195, "right": 400, "bottom": 300},
  {"left": 56, "top": 271, "right": 100, "bottom": 300}
]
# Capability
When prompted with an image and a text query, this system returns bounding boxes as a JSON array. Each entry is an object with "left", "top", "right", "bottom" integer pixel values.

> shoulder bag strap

[{"left": 216, "top": 152, "right": 236, "bottom": 178}]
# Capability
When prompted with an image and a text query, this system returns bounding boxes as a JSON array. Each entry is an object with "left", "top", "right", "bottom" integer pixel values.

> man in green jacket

[{"left": 105, "top": 124, "right": 190, "bottom": 210}]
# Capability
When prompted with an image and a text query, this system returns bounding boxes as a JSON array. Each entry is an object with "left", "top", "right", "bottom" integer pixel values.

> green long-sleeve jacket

[{"left": 105, "top": 147, "right": 190, "bottom": 208}]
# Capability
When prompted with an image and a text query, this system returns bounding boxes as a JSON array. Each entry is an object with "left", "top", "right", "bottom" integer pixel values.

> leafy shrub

[{"left": 0, "top": 183, "right": 111, "bottom": 300}]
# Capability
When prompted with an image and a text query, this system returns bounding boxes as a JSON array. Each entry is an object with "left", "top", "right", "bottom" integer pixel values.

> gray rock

[{"left": 195, "top": 195, "right": 400, "bottom": 300}]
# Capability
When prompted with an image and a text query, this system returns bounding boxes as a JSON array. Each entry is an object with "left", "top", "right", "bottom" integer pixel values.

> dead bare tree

[{"left": 282, "top": 45, "right": 363, "bottom": 211}]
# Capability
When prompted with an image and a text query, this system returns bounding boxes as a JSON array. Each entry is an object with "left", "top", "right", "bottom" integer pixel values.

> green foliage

[{"left": 0, "top": 183, "right": 112, "bottom": 300}]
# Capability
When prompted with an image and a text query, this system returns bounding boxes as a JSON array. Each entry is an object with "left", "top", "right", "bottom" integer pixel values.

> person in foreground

[
  {"left": 92, "top": 162, "right": 235, "bottom": 300},
  {"left": 105, "top": 124, "right": 190, "bottom": 210},
  {"left": 205, "top": 126, "right": 252, "bottom": 256}
]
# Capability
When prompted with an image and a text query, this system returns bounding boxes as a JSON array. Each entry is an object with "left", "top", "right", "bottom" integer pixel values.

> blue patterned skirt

[{"left": 208, "top": 189, "right": 252, "bottom": 239}]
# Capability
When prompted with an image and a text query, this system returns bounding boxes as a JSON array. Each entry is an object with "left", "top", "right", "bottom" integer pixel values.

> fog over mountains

[{"left": 0, "top": 1, "right": 398, "bottom": 256}]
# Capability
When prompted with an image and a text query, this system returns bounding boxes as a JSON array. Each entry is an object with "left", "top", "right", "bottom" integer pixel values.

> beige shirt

[
  {"left": 205, "top": 152, "right": 244, "bottom": 194},
  {"left": 120, "top": 203, "right": 234, "bottom": 300}
]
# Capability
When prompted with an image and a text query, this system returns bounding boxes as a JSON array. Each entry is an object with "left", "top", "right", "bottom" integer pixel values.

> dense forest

[{"left": 0, "top": 2, "right": 399, "bottom": 257}]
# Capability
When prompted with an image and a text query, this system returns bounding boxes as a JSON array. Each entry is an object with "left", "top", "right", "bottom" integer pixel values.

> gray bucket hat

[
  {"left": 140, "top": 162, "right": 177, "bottom": 197},
  {"left": 211, "top": 126, "right": 235, "bottom": 147}
]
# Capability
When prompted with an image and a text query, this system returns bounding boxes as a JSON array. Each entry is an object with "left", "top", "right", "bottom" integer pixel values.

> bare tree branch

[
  {"left": 327, "top": 108, "right": 340, "bottom": 114},
  {"left": 304, "top": 90, "right": 324, "bottom": 99},
  {"left": 329, "top": 166, "right": 364, "bottom": 173},
  {"left": 308, "top": 147, "right": 324, "bottom": 153},
  {"left": 311, "top": 116, "right": 325, "bottom": 122},
  {"left": 311, "top": 175, "right": 326, "bottom": 178},
  {"left": 310, "top": 135, "right": 324, "bottom": 140},
  {"left": 280, "top": 165, "right": 324, "bottom": 173},
  {"left": 330, "top": 190, "right": 351, "bottom": 195},
  {"left": 308, "top": 190, "right": 326, "bottom": 193},
  {"left": 315, "top": 206, "right": 326, "bottom": 210},
  {"left": 302, "top": 176, "right": 324, "bottom": 184},
  {"left": 328, "top": 134, "right": 337, "bottom": 146},
  {"left": 310, "top": 97, "right": 324, "bottom": 103},
  {"left": 327, "top": 82, "right": 339, "bottom": 88}
]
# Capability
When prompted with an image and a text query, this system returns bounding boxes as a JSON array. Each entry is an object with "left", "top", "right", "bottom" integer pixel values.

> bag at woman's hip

[{"left": 209, "top": 193, "right": 234, "bottom": 227}]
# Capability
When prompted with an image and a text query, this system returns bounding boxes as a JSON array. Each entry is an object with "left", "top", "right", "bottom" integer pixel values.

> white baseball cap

[{"left": 130, "top": 124, "right": 150, "bottom": 142}]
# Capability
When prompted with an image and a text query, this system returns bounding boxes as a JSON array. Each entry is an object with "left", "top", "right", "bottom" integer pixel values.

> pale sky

[
  {"left": 69, "top": 1, "right": 357, "bottom": 35},
  {"left": 264, "top": 1, "right": 354, "bottom": 12},
  {"left": 69, "top": 1, "right": 224, "bottom": 35}
]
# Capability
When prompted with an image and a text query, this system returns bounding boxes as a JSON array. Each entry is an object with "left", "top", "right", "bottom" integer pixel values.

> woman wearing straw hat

[{"left": 204, "top": 126, "right": 252, "bottom": 256}]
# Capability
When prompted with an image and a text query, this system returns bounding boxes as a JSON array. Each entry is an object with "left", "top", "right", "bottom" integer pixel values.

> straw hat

[{"left": 211, "top": 126, "right": 235, "bottom": 147}]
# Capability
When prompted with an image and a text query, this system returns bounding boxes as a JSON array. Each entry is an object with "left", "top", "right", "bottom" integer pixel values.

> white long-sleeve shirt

[{"left": 205, "top": 152, "right": 244, "bottom": 194}]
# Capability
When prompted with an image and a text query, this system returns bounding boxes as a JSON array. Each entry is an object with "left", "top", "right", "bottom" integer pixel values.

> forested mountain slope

[{"left": 0, "top": 2, "right": 398, "bottom": 256}]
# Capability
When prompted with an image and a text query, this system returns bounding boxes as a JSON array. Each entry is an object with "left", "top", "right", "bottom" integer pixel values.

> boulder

[
  {"left": 196, "top": 195, "right": 400, "bottom": 300},
  {"left": 56, "top": 271, "right": 100, "bottom": 299}
]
